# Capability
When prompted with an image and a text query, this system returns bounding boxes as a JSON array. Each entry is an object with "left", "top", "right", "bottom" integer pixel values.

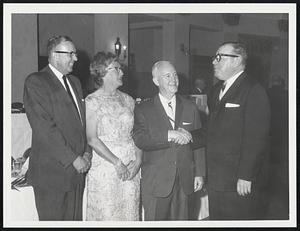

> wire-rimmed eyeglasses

[
  {"left": 106, "top": 66, "right": 122, "bottom": 73},
  {"left": 54, "top": 51, "right": 77, "bottom": 57},
  {"left": 212, "top": 53, "right": 239, "bottom": 62}
]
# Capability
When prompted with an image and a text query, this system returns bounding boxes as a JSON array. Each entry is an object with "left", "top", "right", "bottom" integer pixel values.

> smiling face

[
  {"left": 103, "top": 61, "right": 124, "bottom": 89},
  {"left": 152, "top": 61, "right": 179, "bottom": 99},
  {"left": 51, "top": 41, "right": 78, "bottom": 75}
]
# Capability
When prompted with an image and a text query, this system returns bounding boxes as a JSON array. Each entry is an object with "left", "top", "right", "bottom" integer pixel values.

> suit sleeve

[
  {"left": 192, "top": 105, "right": 206, "bottom": 177},
  {"left": 237, "top": 84, "right": 271, "bottom": 181},
  {"left": 23, "top": 75, "right": 78, "bottom": 167},
  {"left": 132, "top": 105, "right": 171, "bottom": 151}
]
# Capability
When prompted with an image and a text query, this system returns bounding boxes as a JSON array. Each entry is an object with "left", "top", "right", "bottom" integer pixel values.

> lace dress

[{"left": 85, "top": 90, "right": 140, "bottom": 221}]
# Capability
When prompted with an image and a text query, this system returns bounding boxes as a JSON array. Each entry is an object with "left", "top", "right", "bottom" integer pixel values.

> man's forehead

[
  {"left": 56, "top": 41, "right": 75, "bottom": 50},
  {"left": 159, "top": 63, "right": 176, "bottom": 74},
  {"left": 218, "top": 44, "right": 233, "bottom": 53}
]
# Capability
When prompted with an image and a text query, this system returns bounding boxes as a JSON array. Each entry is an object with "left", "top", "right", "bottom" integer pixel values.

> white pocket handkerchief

[
  {"left": 182, "top": 122, "right": 191, "bottom": 125},
  {"left": 81, "top": 99, "right": 85, "bottom": 102},
  {"left": 225, "top": 103, "right": 240, "bottom": 108}
]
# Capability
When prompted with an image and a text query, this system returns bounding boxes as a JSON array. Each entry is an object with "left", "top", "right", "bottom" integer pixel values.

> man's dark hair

[
  {"left": 47, "top": 35, "right": 73, "bottom": 57},
  {"left": 222, "top": 42, "right": 248, "bottom": 66}
]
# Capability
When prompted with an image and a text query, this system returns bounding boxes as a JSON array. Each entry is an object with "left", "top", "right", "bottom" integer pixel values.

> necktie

[
  {"left": 167, "top": 102, "right": 175, "bottom": 127},
  {"left": 62, "top": 75, "right": 80, "bottom": 118},
  {"left": 219, "top": 82, "right": 226, "bottom": 100}
]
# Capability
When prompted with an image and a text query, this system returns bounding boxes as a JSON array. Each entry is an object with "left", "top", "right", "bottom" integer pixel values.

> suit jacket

[
  {"left": 23, "top": 65, "right": 88, "bottom": 192},
  {"left": 133, "top": 94, "right": 206, "bottom": 197},
  {"left": 192, "top": 72, "right": 270, "bottom": 191}
]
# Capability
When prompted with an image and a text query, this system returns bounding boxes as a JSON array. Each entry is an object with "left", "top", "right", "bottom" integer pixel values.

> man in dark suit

[
  {"left": 133, "top": 61, "right": 206, "bottom": 220},
  {"left": 191, "top": 42, "right": 270, "bottom": 220},
  {"left": 23, "top": 35, "right": 91, "bottom": 220}
]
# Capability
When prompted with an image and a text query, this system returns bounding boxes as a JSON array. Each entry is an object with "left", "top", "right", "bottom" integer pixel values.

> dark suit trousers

[
  {"left": 33, "top": 182, "right": 84, "bottom": 221},
  {"left": 143, "top": 170, "right": 189, "bottom": 221},
  {"left": 208, "top": 188, "right": 260, "bottom": 220}
]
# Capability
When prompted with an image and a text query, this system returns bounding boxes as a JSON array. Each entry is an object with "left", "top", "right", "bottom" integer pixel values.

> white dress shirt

[
  {"left": 49, "top": 64, "right": 82, "bottom": 122},
  {"left": 219, "top": 70, "right": 244, "bottom": 100}
]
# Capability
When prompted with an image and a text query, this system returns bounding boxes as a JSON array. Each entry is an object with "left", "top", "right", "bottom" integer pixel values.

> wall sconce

[
  {"left": 115, "top": 37, "right": 122, "bottom": 57},
  {"left": 180, "top": 43, "right": 190, "bottom": 56},
  {"left": 114, "top": 37, "right": 127, "bottom": 61}
]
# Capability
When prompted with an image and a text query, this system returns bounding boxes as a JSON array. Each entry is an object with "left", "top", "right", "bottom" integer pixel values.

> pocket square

[
  {"left": 81, "top": 99, "right": 85, "bottom": 102},
  {"left": 182, "top": 122, "right": 192, "bottom": 125},
  {"left": 225, "top": 103, "right": 240, "bottom": 108}
]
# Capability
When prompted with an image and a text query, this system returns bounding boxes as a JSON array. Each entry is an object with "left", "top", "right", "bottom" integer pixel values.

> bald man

[{"left": 133, "top": 61, "right": 206, "bottom": 220}]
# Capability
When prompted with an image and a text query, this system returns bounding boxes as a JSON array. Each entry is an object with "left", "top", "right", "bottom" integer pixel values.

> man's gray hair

[{"left": 151, "top": 61, "right": 173, "bottom": 79}]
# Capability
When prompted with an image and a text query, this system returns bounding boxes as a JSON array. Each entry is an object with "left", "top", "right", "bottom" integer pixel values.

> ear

[
  {"left": 234, "top": 56, "right": 242, "bottom": 67},
  {"left": 152, "top": 77, "right": 159, "bottom": 86}
]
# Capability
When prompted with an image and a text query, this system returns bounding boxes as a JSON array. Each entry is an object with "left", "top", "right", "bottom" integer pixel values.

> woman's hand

[
  {"left": 127, "top": 158, "right": 142, "bottom": 180},
  {"left": 114, "top": 159, "right": 130, "bottom": 181}
]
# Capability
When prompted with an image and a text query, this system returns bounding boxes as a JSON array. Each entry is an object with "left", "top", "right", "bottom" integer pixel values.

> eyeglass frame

[
  {"left": 54, "top": 50, "right": 78, "bottom": 57},
  {"left": 106, "top": 66, "right": 122, "bottom": 73},
  {"left": 212, "top": 53, "right": 239, "bottom": 62}
]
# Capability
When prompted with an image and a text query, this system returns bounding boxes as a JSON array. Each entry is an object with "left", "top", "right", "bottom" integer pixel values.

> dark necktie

[
  {"left": 62, "top": 75, "right": 80, "bottom": 118},
  {"left": 219, "top": 82, "right": 226, "bottom": 100}
]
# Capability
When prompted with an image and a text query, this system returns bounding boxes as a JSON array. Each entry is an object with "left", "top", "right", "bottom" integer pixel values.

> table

[
  {"left": 12, "top": 113, "right": 32, "bottom": 159},
  {"left": 11, "top": 184, "right": 39, "bottom": 221},
  {"left": 11, "top": 113, "right": 38, "bottom": 220}
]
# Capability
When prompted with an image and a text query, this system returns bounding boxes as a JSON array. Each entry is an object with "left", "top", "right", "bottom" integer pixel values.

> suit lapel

[
  {"left": 154, "top": 95, "right": 173, "bottom": 130},
  {"left": 45, "top": 67, "right": 84, "bottom": 129},
  {"left": 67, "top": 76, "right": 85, "bottom": 125},
  {"left": 212, "top": 73, "right": 246, "bottom": 119}
]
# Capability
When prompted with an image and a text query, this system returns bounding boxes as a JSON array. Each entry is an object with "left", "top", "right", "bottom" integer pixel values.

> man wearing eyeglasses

[
  {"left": 133, "top": 61, "right": 206, "bottom": 220},
  {"left": 23, "top": 35, "right": 91, "bottom": 220},
  {"left": 191, "top": 42, "right": 270, "bottom": 220}
]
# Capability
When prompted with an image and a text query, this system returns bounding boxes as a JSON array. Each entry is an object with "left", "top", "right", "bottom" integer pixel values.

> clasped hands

[
  {"left": 72, "top": 152, "right": 92, "bottom": 174},
  {"left": 168, "top": 127, "right": 192, "bottom": 145},
  {"left": 114, "top": 158, "right": 141, "bottom": 181}
]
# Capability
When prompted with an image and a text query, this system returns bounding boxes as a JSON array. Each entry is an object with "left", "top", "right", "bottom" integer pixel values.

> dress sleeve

[{"left": 85, "top": 95, "right": 98, "bottom": 112}]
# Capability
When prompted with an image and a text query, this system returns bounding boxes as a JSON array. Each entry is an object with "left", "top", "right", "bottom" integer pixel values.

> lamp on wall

[
  {"left": 114, "top": 37, "right": 127, "bottom": 61},
  {"left": 115, "top": 37, "right": 122, "bottom": 57},
  {"left": 180, "top": 43, "right": 190, "bottom": 56}
]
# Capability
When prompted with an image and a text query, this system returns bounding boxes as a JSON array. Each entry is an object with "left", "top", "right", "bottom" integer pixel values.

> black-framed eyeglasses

[
  {"left": 54, "top": 51, "right": 77, "bottom": 57},
  {"left": 212, "top": 53, "right": 239, "bottom": 62}
]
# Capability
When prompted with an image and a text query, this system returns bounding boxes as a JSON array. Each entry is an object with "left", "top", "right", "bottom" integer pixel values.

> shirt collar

[
  {"left": 159, "top": 93, "right": 176, "bottom": 105},
  {"left": 49, "top": 63, "right": 64, "bottom": 79},
  {"left": 224, "top": 70, "right": 244, "bottom": 87}
]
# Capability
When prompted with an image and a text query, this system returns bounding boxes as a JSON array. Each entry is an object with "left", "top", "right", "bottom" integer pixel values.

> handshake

[{"left": 168, "top": 127, "right": 193, "bottom": 145}]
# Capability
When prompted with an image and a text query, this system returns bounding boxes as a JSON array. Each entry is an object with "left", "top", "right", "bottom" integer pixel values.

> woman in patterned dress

[{"left": 85, "top": 52, "right": 142, "bottom": 221}]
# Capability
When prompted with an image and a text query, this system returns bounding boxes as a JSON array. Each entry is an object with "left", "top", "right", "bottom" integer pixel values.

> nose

[
  {"left": 119, "top": 68, "right": 124, "bottom": 76},
  {"left": 212, "top": 58, "right": 217, "bottom": 65},
  {"left": 73, "top": 54, "right": 78, "bottom": 61}
]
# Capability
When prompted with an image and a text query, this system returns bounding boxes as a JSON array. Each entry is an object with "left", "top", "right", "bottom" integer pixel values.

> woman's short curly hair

[{"left": 90, "top": 52, "right": 116, "bottom": 87}]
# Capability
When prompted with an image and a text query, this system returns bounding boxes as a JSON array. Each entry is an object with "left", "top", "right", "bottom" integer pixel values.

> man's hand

[
  {"left": 194, "top": 176, "right": 204, "bottom": 192},
  {"left": 72, "top": 156, "right": 89, "bottom": 174},
  {"left": 237, "top": 179, "right": 252, "bottom": 196},
  {"left": 178, "top": 127, "right": 193, "bottom": 142},
  {"left": 82, "top": 152, "right": 92, "bottom": 171},
  {"left": 168, "top": 130, "right": 192, "bottom": 145}
]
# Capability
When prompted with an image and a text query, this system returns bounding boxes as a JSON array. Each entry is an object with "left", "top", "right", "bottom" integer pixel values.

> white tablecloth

[
  {"left": 11, "top": 185, "right": 39, "bottom": 221},
  {"left": 11, "top": 113, "right": 32, "bottom": 159}
]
